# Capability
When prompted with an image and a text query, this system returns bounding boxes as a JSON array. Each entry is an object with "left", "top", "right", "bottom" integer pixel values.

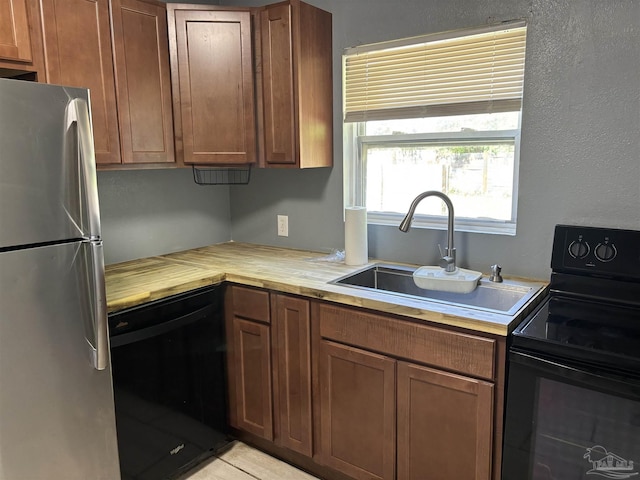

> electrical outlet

[{"left": 277, "top": 215, "right": 289, "bottom": 237}]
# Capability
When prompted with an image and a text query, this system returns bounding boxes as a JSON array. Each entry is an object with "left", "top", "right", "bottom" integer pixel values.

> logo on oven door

[{"left": 584, "top": 445, "right": 638, "bottom": 478}]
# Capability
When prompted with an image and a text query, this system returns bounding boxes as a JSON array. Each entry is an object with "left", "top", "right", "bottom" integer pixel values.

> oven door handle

[
  {"left": 110, "top": 304, "right": 216, "bottom": 348},
  {"left": 510, "top": 350, "right": 640, "bottom": 394},
  {"left": 511, "top": 350, "right": 597, "bottom": 378}
]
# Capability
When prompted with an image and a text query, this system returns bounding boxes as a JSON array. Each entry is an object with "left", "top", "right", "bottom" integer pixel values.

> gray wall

[
  {"left": 98, "top": 169, "right": 232, "bottom": 264},
  {"left": 227, "top": 0, "right": 640, "bottom": 280}
]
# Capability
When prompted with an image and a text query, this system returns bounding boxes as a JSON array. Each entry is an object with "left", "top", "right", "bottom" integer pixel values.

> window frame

[
  {"left": 344, "top": 120, "right": 521, "bottom": 236},
  {"left": 342, "top": 22, "right": 527, "bottom": 236}
]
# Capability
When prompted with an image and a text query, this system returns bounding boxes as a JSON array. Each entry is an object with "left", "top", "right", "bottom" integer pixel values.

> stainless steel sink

[{"left": 331, "top": 264, "right": 539, "bottom": 315}]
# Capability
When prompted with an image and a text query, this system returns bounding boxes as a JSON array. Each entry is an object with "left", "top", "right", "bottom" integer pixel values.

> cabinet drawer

[
  {"left": 317, "top": 303, "right": 495, "bottom": 380},
  {"left": 230, "top": 285, "right": 271, "bottom": 323}
]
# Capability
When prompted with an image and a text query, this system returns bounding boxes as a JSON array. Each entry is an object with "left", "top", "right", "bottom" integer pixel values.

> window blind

[{"left": 343, "top": 22, "right": 527, "bottom": 122}]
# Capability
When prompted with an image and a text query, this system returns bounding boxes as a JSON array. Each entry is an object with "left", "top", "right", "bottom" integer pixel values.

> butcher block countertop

[{"left": 105, "top": 242, "right": 548, "bottom": 336}]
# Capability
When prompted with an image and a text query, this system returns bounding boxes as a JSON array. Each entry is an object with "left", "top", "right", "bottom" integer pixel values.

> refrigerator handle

[
  {"left": 67, "top": 97, "right": 101, "bottom": 238},
  {"left": 88, "top": 240, "right": 109, "bottom": 371}
]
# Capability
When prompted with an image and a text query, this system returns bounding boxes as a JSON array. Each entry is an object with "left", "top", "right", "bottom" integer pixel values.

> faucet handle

[
  {"left": 437, "top": 245, "right": 452, "bottom": 268},
  {"left": 439, "top": 256, "right": 455, "bottom": 269},
  {"left": 438, "top": 244, "right": 457, "bottom": 272}
]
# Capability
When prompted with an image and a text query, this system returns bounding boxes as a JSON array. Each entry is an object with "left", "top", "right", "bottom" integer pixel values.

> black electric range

[
  {"left": 503, "top": 225, "right": 640, "bottom": 480},
  {"left": 512, "top": 224, "right": 640, "bottom": 376}
]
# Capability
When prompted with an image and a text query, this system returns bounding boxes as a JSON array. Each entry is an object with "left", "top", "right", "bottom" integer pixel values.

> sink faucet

[{"left": 399, "top": 191, "right": 457, "bottom": 272}]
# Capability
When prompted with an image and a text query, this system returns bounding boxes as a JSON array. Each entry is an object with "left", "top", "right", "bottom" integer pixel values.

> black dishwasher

[{"left": 109, "top": 285, "right": 229, "bottom": 480}]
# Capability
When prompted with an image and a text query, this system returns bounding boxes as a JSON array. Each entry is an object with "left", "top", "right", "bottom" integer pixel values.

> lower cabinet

[
  {"left": 232, "top": 317, "right": 273, "bottom": 439},
  {"left": 226, "top": 285, "right": 273, "bottom": 440},
  {"left": 396, "top": 362, "right": 494, "bottom": 480},
  {"left": 318, "top": 340, "right": 396, "bottom": 480},
  {"left": 225, "top": 287, "right": 502, "bottom": 480},
  {"left": 272, "top": 294, "right": 313, "bottom": 456},
  {"left": 317, "top": 340, "right": 493, "bottom": 480},
  {"left": 225, "top": 285, "right": 312, "bottom": 453}
]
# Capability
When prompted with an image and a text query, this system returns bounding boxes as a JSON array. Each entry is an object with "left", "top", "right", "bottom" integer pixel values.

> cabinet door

[
  {"left": 168, "top": 6, "right": 256, "bottom": 165},
  {"left": 273, "top": 294, "right": 312, "bottom": 456},
  {"left": 232, "top": 317, "right": 273, "bottom": 440},
  {"left": 40, "top": 0, "right": 121, "bottom": 165},
  {"left": 259, "top": 0, "right": 332, "bottom": 168},
  {"left": 260, "top": 2, "right": 295, "bottom": 165},
  {"left": 0, "top": 0, "right": 32, "bottom": 62},
  {"left": 397, "top": 361, "right": 494, "bottom": 480},
  {"left": 110, "top": 0, "right": 174, "bottom": 165},
  {"left": 318, "top": 340, "right": 395, "bottom": 480}
]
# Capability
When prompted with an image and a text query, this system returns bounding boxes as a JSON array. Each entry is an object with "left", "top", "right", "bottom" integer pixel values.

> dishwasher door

[{"left": 109, "top": 286, "right": 229, "bottom": 480}]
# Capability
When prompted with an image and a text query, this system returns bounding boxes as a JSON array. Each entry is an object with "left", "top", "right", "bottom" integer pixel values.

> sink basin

[{"left": 331, "top": 264, "right": 539, "bottom": 315}]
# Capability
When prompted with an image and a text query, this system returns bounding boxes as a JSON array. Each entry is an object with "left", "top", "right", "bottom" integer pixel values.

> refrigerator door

[
  {"left": 0, "top": 78, "right": 101, "bottom": 249},
  {"left": 0, "top": 241, "right": 120, "bottom": 479}
]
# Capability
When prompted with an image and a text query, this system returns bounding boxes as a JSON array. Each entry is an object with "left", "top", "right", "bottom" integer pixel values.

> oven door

[{"left": 503, "top": 350, "right": 640, "bottom": 480}]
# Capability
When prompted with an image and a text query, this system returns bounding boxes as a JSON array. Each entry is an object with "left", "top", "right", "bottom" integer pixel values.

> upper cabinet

[
  {"left": 167, "top": 0, "right": 333, "bottom": 169},
  {"left": 0, "top": 0, "right": 32, "bottom": 63},
  {"left": 258, "top": 0, "right": 332, "bottom": 168},
  {"left": 0, "top": 0, "right": 45, "bottom": 78},
  {"left": 39, "top": 0, "right": 175, "bottom": 167},
  {"left": 6, "top": 0, "right": 332, "bottom": 170},
  {"left": 40, "top": 0, "right": 121, "bottom": 165},
  {"left": 110, "top": 0, "right": 175, "bottom": 165},
  {"left": 167, "top": 5, "right": 257, "bottom": 166}
]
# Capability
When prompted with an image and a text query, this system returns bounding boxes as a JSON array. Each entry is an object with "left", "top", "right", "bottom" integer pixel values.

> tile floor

[{"left": 182, "top": 441, "right": 319, "bottom": 480}]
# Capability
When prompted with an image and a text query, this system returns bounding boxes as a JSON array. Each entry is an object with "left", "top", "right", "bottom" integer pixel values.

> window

[{"left": 343, "top": 22, "right": 527, "bottom": 235}]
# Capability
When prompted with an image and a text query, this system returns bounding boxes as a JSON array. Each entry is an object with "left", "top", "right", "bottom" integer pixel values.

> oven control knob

[
  {"left": 568, "top": 240, "right": 590, "bottom": 259},
  {"left": 594, "top": 242, "right": 617, "bottom": 262}
]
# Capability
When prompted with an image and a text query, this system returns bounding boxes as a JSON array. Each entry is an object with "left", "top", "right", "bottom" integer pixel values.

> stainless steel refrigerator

[{"left": 0, "top": 78, "right": 120, "bottom": 479}]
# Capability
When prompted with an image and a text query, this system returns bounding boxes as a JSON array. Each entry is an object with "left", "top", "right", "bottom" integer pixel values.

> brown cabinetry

[
  {"left": 0, "top": 0, "right": 31, "bottom": 63},
  {"left": 272, "top": 294, "right": 312, "bottom": 456},
  {"left": 315, "top": 302, "right": 497, "bottom": 480},
  {"left": 397, "top": 362, "right": 493, "bottom": 480},
  {"left": 167, "top": 0, "right": 332, "bottom": 168},
  {"left": 233, "top": 318, "right": 273, "bottom": 439},
  {"left": 40, "top": 0, "right": 120, "bottom": 165},
  {"left": 318, "top": 340, "right": 395, "bottom": 480},
  {"left": 225, "top": 288, "right": 504, "bottom": 480},
  {"left": 110, "top": 0, "right": 175, "bottom": 165},
  {"left": 0, "top": 0, "right": 44, "bottom": 78},
  {"left": 167, "top": 5, "right": 256, "bottom": 166},
  {"left": 225, "top": 285, "right": 313, "bottom": 451},
  {"left": 40, "top": 0, "right": 174, "bottom": 166},
  {"left": 226, "top": 285, "right": 273, "bottom": 440},
  {"left": 258, "top": 0, "right": 332, "bottom": 168}
]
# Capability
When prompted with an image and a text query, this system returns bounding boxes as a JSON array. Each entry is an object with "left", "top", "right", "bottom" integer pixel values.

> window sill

[{"left": 367, "top": 211, "right": 517, "bottom": 236}]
